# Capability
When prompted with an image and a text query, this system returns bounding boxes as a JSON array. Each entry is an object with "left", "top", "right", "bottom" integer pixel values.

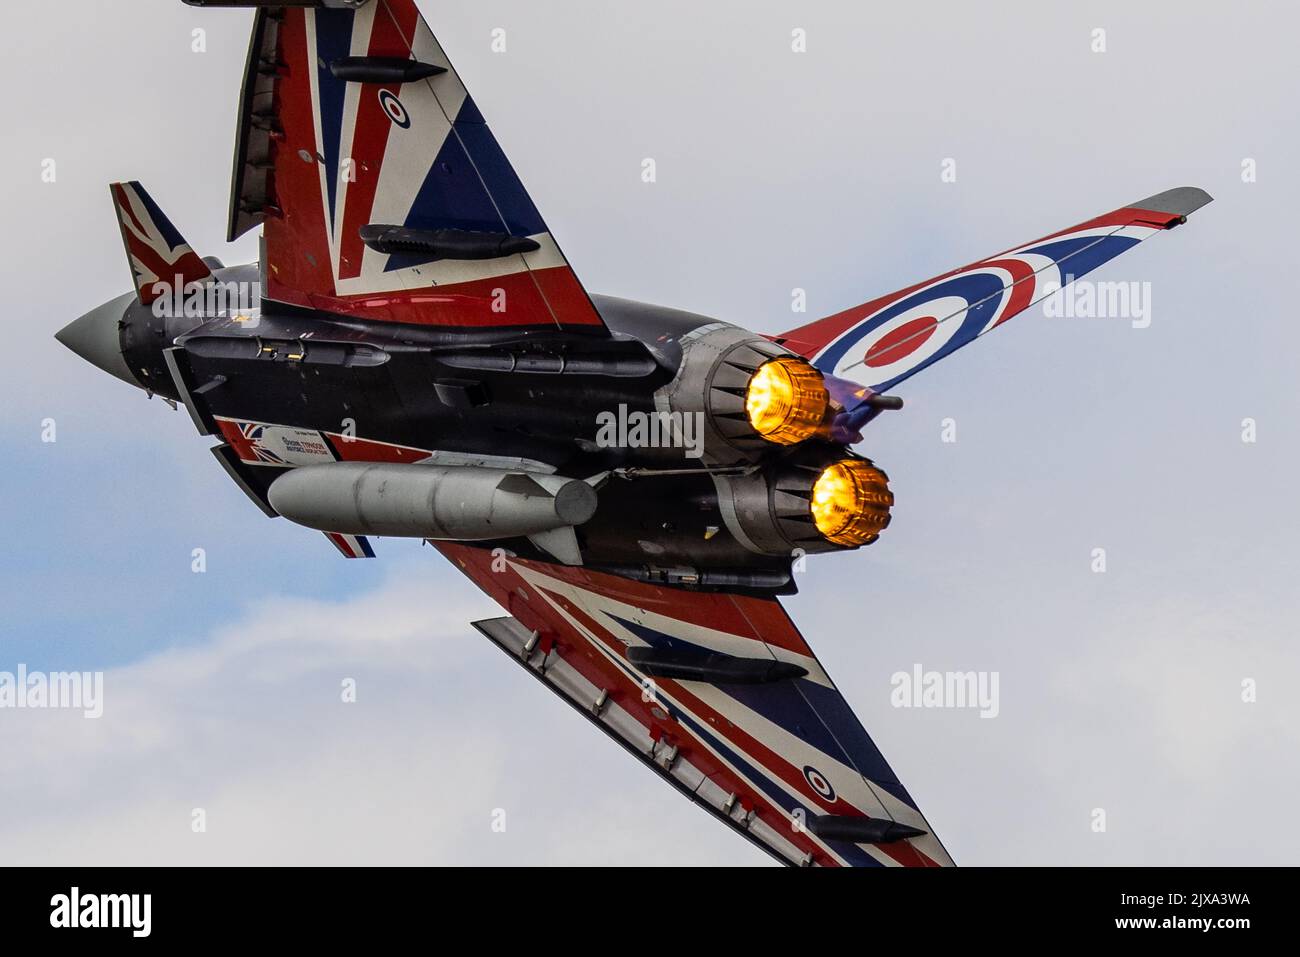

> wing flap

[
  {"left": 227, "top": 9, "right": 278, "bottom": 244},
  {"left": 471, "top": 614, "right": 813, "bottom": 866}
]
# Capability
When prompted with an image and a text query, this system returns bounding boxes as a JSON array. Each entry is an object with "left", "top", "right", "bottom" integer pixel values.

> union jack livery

[
  {"left": 235, "top": 0, "right": 604, "bottom": 331},
  {"left": 110, "top": 181, "right": 213, "bottom": 305},
  {"left": 448, "top": 546, "right": 949, "bottom": 866},
  {"left": 58, "top": 0, "right": 1213, "bottom": 867}
]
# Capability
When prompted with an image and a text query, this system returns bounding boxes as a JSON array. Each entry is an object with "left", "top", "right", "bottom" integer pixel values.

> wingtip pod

[
  {"left": 109, "top": 181, "right": 213, "bottom": 306},
  {"left": 1125, "top": 185, "right": 1214, "bottom": 225}
]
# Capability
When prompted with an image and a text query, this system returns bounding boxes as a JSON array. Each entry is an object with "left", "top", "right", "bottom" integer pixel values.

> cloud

[
  {"left": 780, "top": 573, "right": 1300, "bottom": 866},
  {"left": 0, "top": 568, "right": 765, "bottom": 866},
  {"left": 6, "top": 557, "right": 1293, "bottom": 867}
]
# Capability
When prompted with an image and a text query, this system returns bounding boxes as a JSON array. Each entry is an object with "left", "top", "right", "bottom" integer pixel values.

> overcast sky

[{"left": 2, "top": 0, "right": 1297, "bottom": 865}]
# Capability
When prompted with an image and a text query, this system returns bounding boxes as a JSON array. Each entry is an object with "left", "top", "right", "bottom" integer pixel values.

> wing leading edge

[{"left": 439, "top": 542, "right": 953, "bottom": 867}]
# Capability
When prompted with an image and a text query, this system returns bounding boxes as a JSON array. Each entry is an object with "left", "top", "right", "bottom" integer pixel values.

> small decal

[
  {"left": 803, "top": 765, "right": 836, "bottom": 802},
  {"left": 379, "top": 89, "right": 411, "bottom": 129},
  {"left": 221, "top": 421, "right": 337, "bottom": 467}
]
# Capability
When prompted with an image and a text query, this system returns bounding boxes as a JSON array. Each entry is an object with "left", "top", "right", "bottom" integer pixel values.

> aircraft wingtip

[{"left": 1129, "top": 186, "right": 1214, "bottom": 218}]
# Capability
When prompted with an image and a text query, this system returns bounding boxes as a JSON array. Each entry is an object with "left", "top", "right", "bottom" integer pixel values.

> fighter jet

[{"left": 57, "top": 0, "right": 1211, "bottom": 867}]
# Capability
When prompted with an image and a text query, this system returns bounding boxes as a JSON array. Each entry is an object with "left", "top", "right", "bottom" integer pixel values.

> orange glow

[
  {"left": 811, "top": 460, "right": 894, "bottom": 546},
  {"left": 744, "top": 358, "right": 829, "bottom": 445}
]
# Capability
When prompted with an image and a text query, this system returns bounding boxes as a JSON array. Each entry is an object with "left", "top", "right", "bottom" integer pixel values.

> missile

[{"left": 268, "top": 463, "right": 598, "bottom": 541}]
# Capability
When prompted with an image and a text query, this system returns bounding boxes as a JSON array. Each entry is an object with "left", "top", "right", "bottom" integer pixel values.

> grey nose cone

[{"left": 55, "top": 291, "right": 140, "bottom": 388}]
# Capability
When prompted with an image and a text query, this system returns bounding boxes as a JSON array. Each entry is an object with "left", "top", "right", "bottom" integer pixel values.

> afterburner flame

[
  {"left": 743, "top": 357, "right": 829, "bottom": 445},
  {"left": 811, "top": 459, "right": 893, "bottom": 546}
]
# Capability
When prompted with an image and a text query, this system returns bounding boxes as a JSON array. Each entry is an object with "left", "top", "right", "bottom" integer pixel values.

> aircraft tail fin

[{"left": 109, "top": 181, "right": 213, "bottom": 305}]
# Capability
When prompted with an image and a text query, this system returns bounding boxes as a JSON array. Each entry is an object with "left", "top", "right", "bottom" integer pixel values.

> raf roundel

[
  {"left": 803, "top": 765, "right": 837, "bottom": 802},
  {"left": 379, "top": 89, "right": 411, "bottom": 129},
  {"left": 864, "top": 315, "right": 939, "bottom": 368}
]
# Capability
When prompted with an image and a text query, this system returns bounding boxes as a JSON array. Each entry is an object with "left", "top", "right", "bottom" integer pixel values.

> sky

[{"left": 1, "top": 0, "right": 1297, "bottom": 866}]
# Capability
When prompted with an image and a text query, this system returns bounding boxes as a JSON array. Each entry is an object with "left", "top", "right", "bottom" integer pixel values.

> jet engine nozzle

[
  {"left": 713, "top": 450, "right": 892, "bottom": 557},
  {"left": 744, "top": 356, "right": 830, "bottom": 446},
  {"left": 268, "top": 463, "right": 597, "bottom": 541},
  {"left": 809, "top": 459, "right": 893, "bottom": 546},
  {"left": 656, "top": 324, "right": 831, "bottom": 466}
]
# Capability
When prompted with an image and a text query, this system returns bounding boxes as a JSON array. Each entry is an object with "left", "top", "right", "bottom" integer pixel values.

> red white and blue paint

[
  {"left": 441, "top": 543, "right": 953, "bottom": 867},
  {"left": 264, "top": 1, "right": 604, "bottom": 332},
  {"left": 109, "top": 181, "right": 212, "bottom": 306},
  {"left": 780, "top": 203, "right": 1190, "bottom": 395},
  {"left": 325, "top": 532, "right": 375, "bottom": 560},
  {"left": 214, "top": 417, "right": 430, "bottom": 468}
]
